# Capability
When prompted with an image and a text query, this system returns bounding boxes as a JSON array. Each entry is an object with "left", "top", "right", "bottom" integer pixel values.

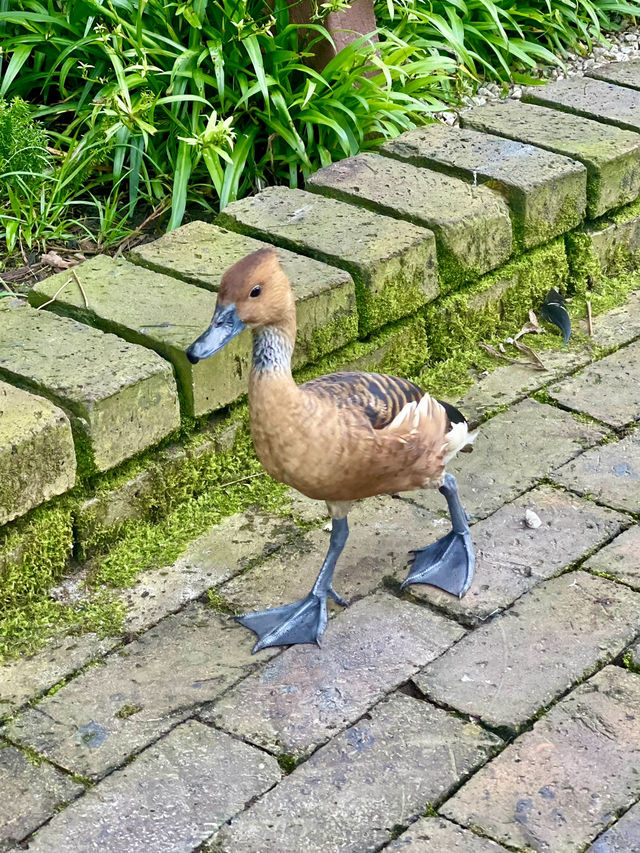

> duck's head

[{"left": 186, "top": 247, "right": 294, "bottom": 364}]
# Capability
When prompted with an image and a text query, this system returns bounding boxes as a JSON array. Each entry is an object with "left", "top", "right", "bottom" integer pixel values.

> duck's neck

[{"left": 251, "top": 326, "right": 294, "bottom": 377}]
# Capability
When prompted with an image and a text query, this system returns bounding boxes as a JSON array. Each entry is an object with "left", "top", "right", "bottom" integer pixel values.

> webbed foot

[
  {"left": 237, "top": 586, "right": 348, "bottom": 654},
  {"left": 401, "top": 529, "right": 475, "bottom": 598}
]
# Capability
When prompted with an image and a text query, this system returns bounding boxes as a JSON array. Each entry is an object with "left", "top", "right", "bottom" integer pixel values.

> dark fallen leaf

[{"left": 540, "top": 288, "right": 571, "bottom": 344}]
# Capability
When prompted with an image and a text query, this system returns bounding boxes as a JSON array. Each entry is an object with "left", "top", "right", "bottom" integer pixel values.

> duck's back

[
  {"left": 301, "top": 372, "right": 425, "bottom": 429},
  {"left": 250, "top": 369, "right": 470, "bottom": 503}
]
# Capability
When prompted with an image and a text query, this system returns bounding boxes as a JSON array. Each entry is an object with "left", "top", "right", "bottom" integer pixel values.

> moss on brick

[
  {"left": 424, "top": 240, "right": 569, "bottom": 362},
  {"left": 296, "top": 315, "right": 429, "bottom": 382}
]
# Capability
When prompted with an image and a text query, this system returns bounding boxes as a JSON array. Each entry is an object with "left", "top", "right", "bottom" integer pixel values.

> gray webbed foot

[
  {"left": 236, "top": 516, "right": 350, "bottom": 654},
  {"left": 401, "top": 472, "right": 475, "bottom": 598},
  {"left": 236, "top": 592, "right": 328, "bottom": 653},
  {"left": 401, "top": 529, "right": 474, "bottom": 597}
]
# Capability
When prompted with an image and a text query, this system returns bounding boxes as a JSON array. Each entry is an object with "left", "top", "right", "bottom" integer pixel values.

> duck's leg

[
  {"left": 236, "top": 516, "right": 350, "bottom": 653},
  {"left": 401, "top": 473, "right": 474, "bottom": 598}
]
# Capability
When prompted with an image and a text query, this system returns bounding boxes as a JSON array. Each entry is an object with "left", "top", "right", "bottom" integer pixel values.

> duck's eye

[{"left": 249, "top": 285, "right": 261, "bottom": 298}]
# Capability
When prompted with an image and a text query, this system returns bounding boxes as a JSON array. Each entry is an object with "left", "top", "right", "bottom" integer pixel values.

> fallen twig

[
  {"left": 586, "top": 299, "right": 593, "bottom": 337},
  {"left": 36, "top": 277, "right": 73, "bottom": 310},
  {"left": 72, "top": 268, "right": 89, "bottom": 309},
  {"left": 514, "top": 340, "right": 546, "bottom": 370},
  {"left": 113, "top": 203, "right": 169, "bottom": 259}
]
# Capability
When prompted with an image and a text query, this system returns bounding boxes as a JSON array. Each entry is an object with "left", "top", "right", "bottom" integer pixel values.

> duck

[{"left": 187, "top": 248, "right": 476, "bottom": 653}]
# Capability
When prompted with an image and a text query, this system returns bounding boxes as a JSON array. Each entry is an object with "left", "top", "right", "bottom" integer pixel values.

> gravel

[{"left": 435, "top": 24, "right": 640, "bottom": 126}]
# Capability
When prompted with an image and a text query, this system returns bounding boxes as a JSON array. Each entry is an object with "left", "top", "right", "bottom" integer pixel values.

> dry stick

[
  {"left": 36, "top": 277, "right": 72, "bottom": 310},
  {"left": 72, "top": 268, "right": 89, "bottom": 309},
  {"left": 113, "top": 203, "right": 169, "bottom": 259},
  {"left": 586, "top": 299, "right": 593, "bottom": 337}
]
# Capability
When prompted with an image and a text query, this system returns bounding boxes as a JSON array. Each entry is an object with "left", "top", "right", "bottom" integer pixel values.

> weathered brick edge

[{"left": 4, "top": 84, "right": 640, "bottom": 586}]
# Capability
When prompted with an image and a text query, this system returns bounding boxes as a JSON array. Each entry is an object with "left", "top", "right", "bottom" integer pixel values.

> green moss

[
  {"left": 297, "top": 315, "right": 428, "bottom": 383},
  {"left": 277, "top": 753, "right": 298, "bottom": 774},
  {"left": 89, "top": 423, "right": 290, "bottom": 590},
  {"left": 424, "top": 240, "right": 568, "bottom": 363},
  {"left": 116, "top": 703, "right": 143, "bottom": 719},
  {"left": 523, "top": 192, "right": 581, "bottom": 252},
  {"left": 206, "top": 590, "right": 237, "bottom": 615},
  {"left": 0, "top": 501, "right": 74, "bottom": 608},
  {"left": 308, "top": 310, "right": 359, "bottom": 364}
]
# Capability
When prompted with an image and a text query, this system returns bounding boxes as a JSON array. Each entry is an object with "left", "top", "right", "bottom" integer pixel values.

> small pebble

[{"left": 525, "top": 509, "right": 542, "bottom": 529}]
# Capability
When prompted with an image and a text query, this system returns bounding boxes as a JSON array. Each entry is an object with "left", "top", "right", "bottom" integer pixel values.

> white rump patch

[{"left": 444, "top": 421, "right": 477, "bottom": 464}]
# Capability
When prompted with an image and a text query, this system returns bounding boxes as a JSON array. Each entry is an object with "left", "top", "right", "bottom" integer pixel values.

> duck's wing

[
  {"left": 301, "top": 372, "right": 469, "bottom": 431},
  {"left": 300, "top": 372, "right": 426, "bottom": 429}
]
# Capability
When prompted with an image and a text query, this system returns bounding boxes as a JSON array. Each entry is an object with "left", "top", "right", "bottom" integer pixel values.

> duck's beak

[{"left": 186, "top": 303, "right": 246, "bottom": 364}]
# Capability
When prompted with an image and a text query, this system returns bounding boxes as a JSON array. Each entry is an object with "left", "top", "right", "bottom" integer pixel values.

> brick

[
  {"left": 629, "top": 639, "right": 640, "bottom": 670},
  {"left": 29, "top": 255, "right": 248, "bottom": 417},
  {"left": 409, "top": 486, "right": 627, "bottom": 625},
  {"left": 6, "top": 603, "right": 276, "bottom": 779},
  {"left": 409, "top": 399, "right": 607, "bottom": 520},
  {"left": 0, "top": 381, "right": 75, "bottom": 526},
  {"left": 0, "top": 634, "right": 117, "bottom": 720},
  {"left": 523, "top": 77, "right": 640, "bottom": 134},
  {"left": 584, "top": 524, "right": 640, "bottom": 590},
  {"left": 29, "top": 246, "right": 357, "bottom": 418},
  {"left": 0, "top": 742, "right": 83, "bottom": 849},
  {"left": 307, "top": 152, "right": 513, "bottom": 281},
  {"left": 416, "top": 572, "right": 640, "bottom": 732},
  {"left": 205, "top": 592, "right": 464, "bottom": 758},
  {"left": 586, "top": 801, "right": 640, "bottom": 853},
  {"left": 423, "top": 238, "right": 569, "bottom": 363},
  {"left": 220, "top": 494, "right": 444, "bottom": 614},
  {"left": 121, "top": 511, "right": 300, "bottom": 634},
  {"left": 454, "top": 347, "right": 592, "bottom": 425},
  {"left": 588, "top": 57, "right": 640, "bottom": 90},
  {"left": 551, "top": 429, "right": 640, "bottom": 514},
  {"left": 382, "top": 124, "right": 587, "bottom": 249},
  {"left": 208, "top": 693, "right": 502, "bottom": 853},
  {"left": 131, "top": 221, "right": 359, "bottom": 361},
  {"left": 568, "top": 208, "right": 640, "bottom": 289},
  {"left": 442, "top": 666, "right": 640, "bottom": 853},
  {"left": 461, "top": 101, "right": 640, "bottom": 217},
  {"left": 548, "top": 340, "right": 640, "bottom": 427},
  {"left": 588, "top": 289, "right": 640, "bottom": 348},
  {"left": 218, "top": 186, "right": 438, "bottom": 334},
  {"left": 386, "top": 817, "right": 511, "bottom": 853},
  {"left": 22, "top": 721, "right": 281, "bottom": 853},
  {"left": 298, "top": 314, "right": 428, "bottom": 380},
  {"left": 0, "top": 299, "right": 179, "bottom": 473}
]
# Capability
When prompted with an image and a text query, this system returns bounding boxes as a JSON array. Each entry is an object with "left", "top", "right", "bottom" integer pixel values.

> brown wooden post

[{"left": 287, "top": 0, "right": 378, "bottom": 70}]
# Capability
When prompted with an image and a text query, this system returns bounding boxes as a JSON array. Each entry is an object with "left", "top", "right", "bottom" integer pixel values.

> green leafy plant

[
  {"left": 0, "top": 0, "right": 455, "bottom": 237},
  {"left": 377, "top": 0, "right": 640, "bottom": 86}
]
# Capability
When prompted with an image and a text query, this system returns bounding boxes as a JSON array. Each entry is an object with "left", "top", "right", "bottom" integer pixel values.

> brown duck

[{"left": 187, "top": 248, "right": 476, "bottom": 652}]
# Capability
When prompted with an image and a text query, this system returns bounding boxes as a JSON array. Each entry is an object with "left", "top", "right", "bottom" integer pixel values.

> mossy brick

[
  {"left": 7, "top": 602, "right": 278, "bottom": 780},
  {"left": 217, "top": 185, "right": 438, "bottom": 335},
  {"left": 209, "top": 693, "right": 501, "bottom": 853},
  {"left": 461, "top": 101, "right": 640, "bottom": 218},
  {"left": 382, "top": 124, "right": 587, "bottom": 249},
  {"left": 21, "top": 721, "right": 281, "bottom": 853},
  {"left": 306, "top": 152, "right": 513, "bottom": 285},
  {"left": 0, "top": 501, "right": 73, "bottom": 609},
  {"left": 30, "top": 254, "right": 256, "bottom": 417},
  {"left": 0, "top": 381, "right": 76, "bottom": 526},
  {"left": 423, "top": 239, "right": 569, "bottom": 362},
  {"left": 566, "top": 200, "right": 640, "bottom": 291},
  {"left": 0, "top": 298, "right": 180, "bottom": 474},
  {"left": 295, "top": 314, "right": 428, "bottom": 383},
  {"left": 588, "top": 57, "right": 640, "bottom": 90},
  {"left": 130, "top": 220, "right": 359, "bottom": 364},
  {"left": 523, "top": 76, "right": 640, "bottom": 135}
]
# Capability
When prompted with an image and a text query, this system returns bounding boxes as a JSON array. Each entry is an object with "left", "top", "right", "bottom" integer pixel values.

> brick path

[{"left": 2, "top": 291, "right": 639, "bottom": 853}]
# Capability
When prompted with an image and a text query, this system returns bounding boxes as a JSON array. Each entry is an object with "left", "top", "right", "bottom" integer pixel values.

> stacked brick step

[{"left": 4, "top": 60, "right": 640, "bottom": 595}]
